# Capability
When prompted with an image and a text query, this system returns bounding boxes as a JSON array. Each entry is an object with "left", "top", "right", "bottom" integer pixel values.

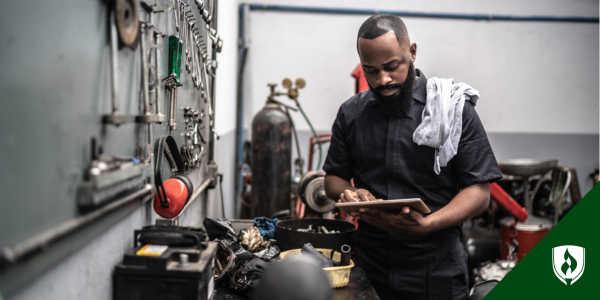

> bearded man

[{"left": 323, "top": 14, "right": 502, "bottom": 300}]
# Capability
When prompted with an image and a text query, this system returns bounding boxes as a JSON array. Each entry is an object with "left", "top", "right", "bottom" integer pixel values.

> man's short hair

[{"left": 357, "top": 14, "right": 409, "bottom": 52}]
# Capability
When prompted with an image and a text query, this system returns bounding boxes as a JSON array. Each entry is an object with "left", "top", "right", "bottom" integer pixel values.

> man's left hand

[{"left": 351, "top": 206, "right": 432, "bottom": 236}]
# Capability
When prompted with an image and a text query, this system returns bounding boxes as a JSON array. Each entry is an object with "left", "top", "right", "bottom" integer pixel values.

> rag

[
  {"left": 413, "top": 77, "right": 480, "bottom": 174},
  {"left": 239, "top": 226, "right": 271, "bottom": 253},
  {"left": 253, "top": 217, "right": 278, "bottom": 240}
]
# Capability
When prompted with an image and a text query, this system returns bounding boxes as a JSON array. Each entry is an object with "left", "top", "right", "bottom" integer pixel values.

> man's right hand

[{"left": 339, "top": 189, "right": 378, "bottom": 202}]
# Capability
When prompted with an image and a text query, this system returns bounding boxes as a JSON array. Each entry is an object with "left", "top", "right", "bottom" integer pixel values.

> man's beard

[{"left": 369, "top": 62, "right": 416, "bottom": 118}]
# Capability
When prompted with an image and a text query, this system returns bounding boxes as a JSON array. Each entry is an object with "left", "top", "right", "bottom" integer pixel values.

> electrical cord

[{"left": 295, "top": 101, "right": 322, "bottom": 170}]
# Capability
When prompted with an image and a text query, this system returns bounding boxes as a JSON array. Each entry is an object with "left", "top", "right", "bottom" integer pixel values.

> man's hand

[
  {"left": 351, "top": 206, "right": 432, "bottom": 236},
  {"left": 350, "top": 182, "right": 490, "bottom": 236},
  {"left": 339, "top": 189, "right": 378, "bottom": 202}
]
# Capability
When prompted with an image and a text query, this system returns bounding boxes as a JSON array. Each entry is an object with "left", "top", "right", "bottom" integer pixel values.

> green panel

[{"left": 484, "top": 184, "right": 600, "bottom": 299}]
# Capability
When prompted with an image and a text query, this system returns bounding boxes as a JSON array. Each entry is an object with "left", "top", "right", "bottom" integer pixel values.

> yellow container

[{"left": 279, "top": 248, "right": 354, "bottom": 288}]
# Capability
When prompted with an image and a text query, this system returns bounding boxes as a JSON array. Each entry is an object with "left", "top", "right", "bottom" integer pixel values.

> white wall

[
  {"left": 240, "top": 0, "right": 598, "bottom": 134},
  {"left": 210, "top": 0, "right": 599, "bottom": 219},
  {"left": 4, "top": 1, "right": 598, "bottom": 299}
]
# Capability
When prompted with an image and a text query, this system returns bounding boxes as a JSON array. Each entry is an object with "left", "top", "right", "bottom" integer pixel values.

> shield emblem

[{"left": 552, "top": 245, "right": 585, "bottom": 285}]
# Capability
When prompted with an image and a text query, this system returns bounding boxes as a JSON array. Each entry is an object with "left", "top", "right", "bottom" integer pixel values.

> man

[{"left": 323, "top": 14, "right": 502, "bottom": 300}]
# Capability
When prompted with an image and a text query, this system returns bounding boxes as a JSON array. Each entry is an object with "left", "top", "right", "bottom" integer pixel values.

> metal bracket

[{"left": 207, "top": 161, "right": 218, "bottom": 189}]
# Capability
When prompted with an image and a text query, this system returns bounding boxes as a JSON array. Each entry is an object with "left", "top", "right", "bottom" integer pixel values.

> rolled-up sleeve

[
  {"left": 323, "top": 106, "right": 355, "bottom": 181},
  {"left": 451, "top": 102, "right": 502, "bottom": 189}
]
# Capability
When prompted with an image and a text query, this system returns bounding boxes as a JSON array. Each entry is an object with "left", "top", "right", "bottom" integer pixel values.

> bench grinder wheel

[{"left": 298, "top": 171, "right": 336, "bottom": 213}]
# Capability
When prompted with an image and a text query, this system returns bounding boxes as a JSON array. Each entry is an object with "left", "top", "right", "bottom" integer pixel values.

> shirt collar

[{"left": 412, "top": 68, "right": 427, "bottom": 104}]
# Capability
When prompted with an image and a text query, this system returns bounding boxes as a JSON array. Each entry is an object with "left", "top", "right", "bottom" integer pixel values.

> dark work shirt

[{"left": 323, "top": 69, "right": 502, "bottom": 299}]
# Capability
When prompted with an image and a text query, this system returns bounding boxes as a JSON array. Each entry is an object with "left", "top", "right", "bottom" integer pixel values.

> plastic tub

[{"left": 279, "top": 248, "right": 354, "bottom": 288}]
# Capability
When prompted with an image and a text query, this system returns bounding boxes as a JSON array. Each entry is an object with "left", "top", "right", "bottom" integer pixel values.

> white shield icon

[{"left": 552, "top": 245, "right": 585, "bottom": 285}]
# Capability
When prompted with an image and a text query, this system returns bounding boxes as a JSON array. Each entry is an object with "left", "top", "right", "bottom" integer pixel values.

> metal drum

[{"left": 500, "top": 216, "right": 553, "bottom": 261}]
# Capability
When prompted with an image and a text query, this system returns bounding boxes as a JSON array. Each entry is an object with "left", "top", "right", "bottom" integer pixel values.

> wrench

[
  {"left": 173, "top": 0, "right": 179, "bottom": 32},
  {"left": 152, "top": 28, "right": 166, "bottom": 123},
  {"left": 103, "top": 8, "right": 126, "bottom": 125},
  {"left": 135, "top": 22, "right": 159, "bottom": 124}
]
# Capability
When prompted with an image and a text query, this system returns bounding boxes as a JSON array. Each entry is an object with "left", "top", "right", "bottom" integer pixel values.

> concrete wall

[
  {"left": 208, "top": 0, "right": 598, "bottom": 217},
  {"left": 216, "top": 0, "right": 598, "bottom": 219}
]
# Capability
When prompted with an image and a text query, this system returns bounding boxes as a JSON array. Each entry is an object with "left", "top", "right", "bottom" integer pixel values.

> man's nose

[{"left": 377, "top": 71, "right": 392, "bottom": 86}]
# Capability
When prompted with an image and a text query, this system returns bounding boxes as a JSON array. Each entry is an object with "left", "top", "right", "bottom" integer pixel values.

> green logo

[{"left": 553, "top": 245, "right": 585, "bottom": 285}]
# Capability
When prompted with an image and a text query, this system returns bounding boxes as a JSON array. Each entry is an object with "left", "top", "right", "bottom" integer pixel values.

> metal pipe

[
  {"left": 208, "top": 0, "right": 219, "bottom": 162},
  {"left": 140, "top": 23, "right": 151, "bottom": 116},
  {"left": 1, "top": 185, "right": 153, "bottom": 265},
  {"left": 110, "top": 10, "right": 120, "bottom": 112},
  {"left": 179, "top": 177, "right": 213, "bottom": 215},
  {"left": 234, "top": 4, "right": 249, "bottom": 218},
  {"left": 247, "top": 4, "right": 599, "bottom": 23}
]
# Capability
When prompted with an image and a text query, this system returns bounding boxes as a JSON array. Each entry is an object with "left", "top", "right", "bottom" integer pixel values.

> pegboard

[{"left": 0, "top": 0, "right": 222, "bottom": 293}]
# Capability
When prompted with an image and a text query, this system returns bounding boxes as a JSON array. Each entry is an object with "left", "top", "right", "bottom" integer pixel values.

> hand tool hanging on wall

[
  {"left": 190, "top": 24, "right": 208, "bottom": 99},
  {"left": 135, "top": 20, "right": 162, "bottom": 123},
  {"left": 141, "top": 1, "right": 166, "bottom": 123},
  {"left": 103, "top": 7, "right": 127, "bottom": 126},
  {"left": 154, "top": 135, "right": 194, "bottom": 219},
  {"left": 183, "top": 106, "right": 206, "bottom": 169},
  {"left": 115, "top": 0, "right": 140, "bottom": 49},
  {"left": 163, "top": 35, "right": 182, "bottom": 130},
  {"left": 78, "top": 138, "right": 152, "bottom": 208},
  {"left": 194, "top": 0, "right": 212, "bottom": 25}
]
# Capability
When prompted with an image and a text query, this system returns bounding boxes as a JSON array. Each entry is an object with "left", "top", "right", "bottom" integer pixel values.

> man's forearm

[
  {"left": 425, "top": 182, "right": 490, "bottom": 232},
  {"left": 324, "top": 174, "right": 356, "bottom": 200}
]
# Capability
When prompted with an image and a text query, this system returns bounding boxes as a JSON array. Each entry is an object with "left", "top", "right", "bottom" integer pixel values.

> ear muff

[
  {"left": 172, "top": 173, "right": 194, "bottom": 202},
  {"left": 153, "top": 135, "right": 194, "bottom": 219},
  {"left": 153, "top": 178, "right": 189, "bottom": 219}
]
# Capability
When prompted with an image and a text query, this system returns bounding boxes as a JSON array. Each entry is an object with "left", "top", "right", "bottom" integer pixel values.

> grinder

[{"left": 298, "top": 171, "right": 336, "bottom": 217}]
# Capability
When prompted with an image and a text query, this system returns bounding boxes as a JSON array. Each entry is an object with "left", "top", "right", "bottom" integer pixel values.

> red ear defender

[
  {"left": 153, "top": 135, "right": 194, "bottom": 219},
  {"left": 153, "top": 178, "right": 188, "bottom": 219}
]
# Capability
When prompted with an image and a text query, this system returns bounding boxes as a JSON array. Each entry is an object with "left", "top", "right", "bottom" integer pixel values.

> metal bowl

[
  {"left": 498, "top": 159, "right": 558, "bottom": 178},
  {"left": 275, "top": 218, "right": 356, "bottom": 252}
]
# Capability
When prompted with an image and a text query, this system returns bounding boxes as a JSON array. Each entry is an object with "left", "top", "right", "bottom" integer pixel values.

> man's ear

[{"left": 410, "top": 43, "right": 417, "bottom": 62}]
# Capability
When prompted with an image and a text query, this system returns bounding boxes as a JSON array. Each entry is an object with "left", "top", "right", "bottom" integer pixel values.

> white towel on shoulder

[{"left": 412, "top": 77, "right": 480, "bottom": 174}]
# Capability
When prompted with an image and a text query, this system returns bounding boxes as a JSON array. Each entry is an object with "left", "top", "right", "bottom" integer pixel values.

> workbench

[{"left": 213, "top": 266, "right": 380, "bottom": 300}]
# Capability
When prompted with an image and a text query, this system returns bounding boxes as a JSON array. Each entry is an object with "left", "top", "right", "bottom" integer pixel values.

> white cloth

[{"left": 412, "top": 77, "right": 480, "bottom": 174}]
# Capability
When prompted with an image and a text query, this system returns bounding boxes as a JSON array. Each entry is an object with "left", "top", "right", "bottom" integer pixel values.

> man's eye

[
  {"left": 384, "top": 64, "right": 399, "bottom": 72},
  {"left": 364, "top": 69, "right": 377, "bottom": 74}
]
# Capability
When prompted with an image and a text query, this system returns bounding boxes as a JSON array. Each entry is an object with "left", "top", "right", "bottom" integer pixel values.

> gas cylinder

[{"left": 251, "top": 102, "right": 292, "bottom": 218}]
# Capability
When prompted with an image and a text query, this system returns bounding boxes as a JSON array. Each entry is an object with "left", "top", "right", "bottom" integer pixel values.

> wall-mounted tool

[
  {"left": 194, "top": 0, "right": 212, "bottom": 25},
  {"left": 155, "top": 0, "right": 176, "bottom": 12},
  {"left": 190, "top": 25, "right": 208, "bottom": 100},
  {"left": 154, "top": 135, "right": 194, "bottom": 219},
  {"left": 207, "top": 27, "right": 222, "bottom": 53},
  {"left": 182, "top": 106, "right": 206, "bottom": 169},
  {"left": 135, "top": 21, "right": 162, "bottom": 124},
  {"left": 78, "top": 138, "right": 151, "bottom": 208},
  {"left": 115, "top": 0, "right": 140, "bottom": 49},
  {"left": 163, "top": 35, "right": 183, "bottom": 130},
  {"left": 103, "top": 8, "right": 127, "bottom": 126},
  {"left": 141, "top": 1, "right": 166, "bottom": 123}
]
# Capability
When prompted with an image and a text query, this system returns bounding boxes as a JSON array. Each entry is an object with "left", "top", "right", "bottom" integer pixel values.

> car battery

[{"left": 113, "top": 226, "right": 217, "bottom": 300}]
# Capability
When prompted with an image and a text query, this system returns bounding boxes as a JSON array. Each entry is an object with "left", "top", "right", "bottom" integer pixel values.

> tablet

[{"left": 335, "top": 198, "right": 431, "bottom": 214}]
